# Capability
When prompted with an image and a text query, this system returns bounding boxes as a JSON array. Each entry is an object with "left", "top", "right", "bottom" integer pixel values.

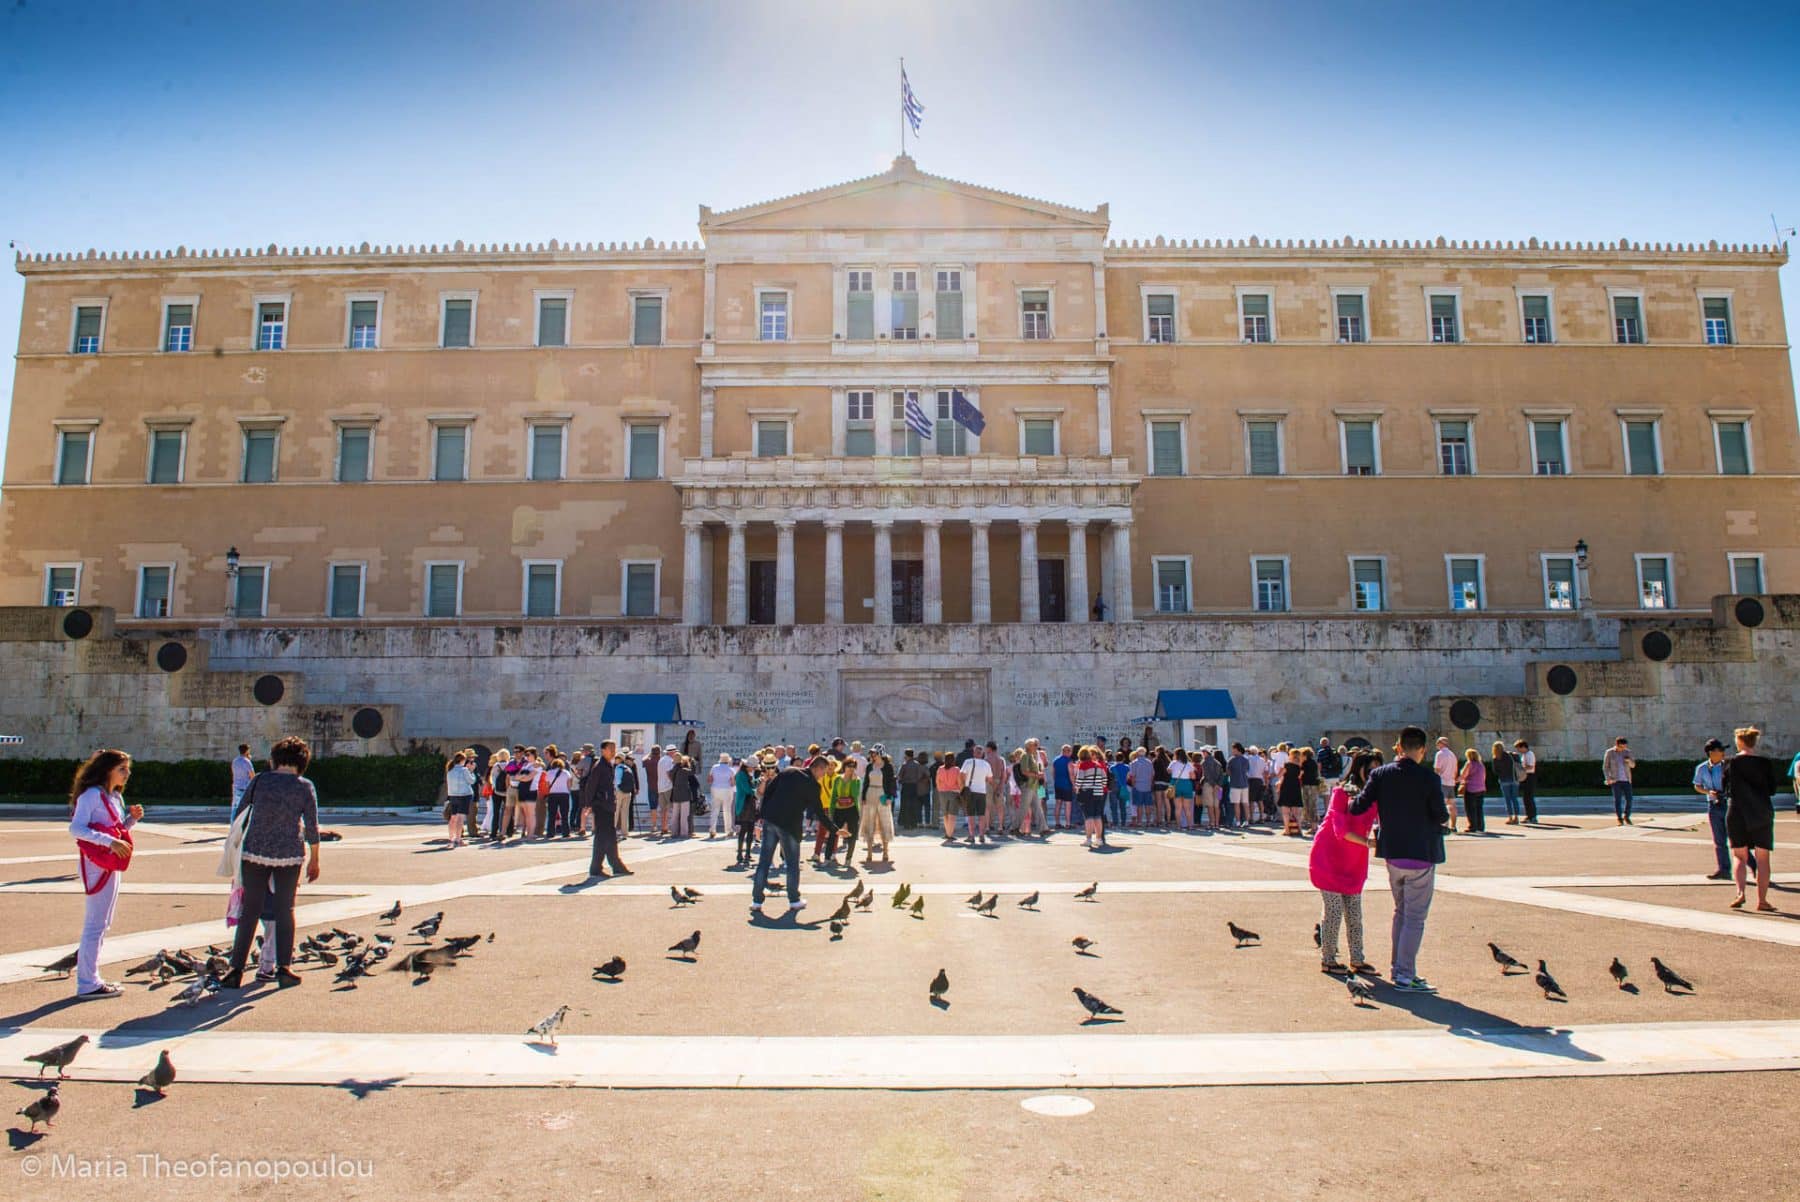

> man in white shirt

[
  {"left": 1433, "top": 737, "right": 1462, "bottom": 830},
  {"left": 959, "top": 748, "right": 993, "bottom": 845},
  {"left": 707, "top": 753, "right": 736, "bottom": 838},
  {"left": 655, "top": 747, "right": 676, "bottom": 837},
  {"left": 1513, "top": 739, "right": 1538, "bottom": 823},
  {"left": 230, "top": 744, "right": 254, "bottom": 818}
]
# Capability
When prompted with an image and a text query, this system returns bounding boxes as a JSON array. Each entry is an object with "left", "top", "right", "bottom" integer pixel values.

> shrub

[
  {"left": 0, "top": 755, "right": 444, "bottom": 806},
  {"left": 1532, "top": 755, "right": 1785, "bottom": 791}
]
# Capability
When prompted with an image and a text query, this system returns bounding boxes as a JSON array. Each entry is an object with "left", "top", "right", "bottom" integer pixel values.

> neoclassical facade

[{"left": 3, "top": 156, "right": 1795, "bottom": 629}]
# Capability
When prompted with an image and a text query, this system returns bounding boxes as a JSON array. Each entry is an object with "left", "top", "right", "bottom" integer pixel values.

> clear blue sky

[{"left": 5, "top": 0, "right": 1799, "bottom": 469}]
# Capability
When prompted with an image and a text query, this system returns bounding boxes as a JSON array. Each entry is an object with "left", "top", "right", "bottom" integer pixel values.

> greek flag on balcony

[
  {"left": 950, "top": 388, "right": 985, "bottom": 436},
  {"left": 902, "top": 65, "right": 924, "bottom": 135},
  {"left": 903, "top": 393, "right": 934, "bottom": 441}
]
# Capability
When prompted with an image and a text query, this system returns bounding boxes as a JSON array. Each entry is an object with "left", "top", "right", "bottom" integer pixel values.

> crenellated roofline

[
  {"left": 1105, "top": 233, "right": 1787, "bottom": 264},
  {"left": 15, "top": 238, "right": 705, "bottom": 276}
]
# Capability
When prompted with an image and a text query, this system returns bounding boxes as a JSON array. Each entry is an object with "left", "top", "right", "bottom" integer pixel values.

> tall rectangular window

[
  {"left": 1715, "top": 420, "right": 1751, "bottom": 475},
  {"left": 538, "top": 297, "right": 568, "bottom": 347},
  {"left": 241, "top": 428, "right": 278, "bottom": 483},
  {"left": 72, "top": 305, "right": 103, "bottom": 353},
  {"left": 56, "top": 430, "right": 91, "bottom": 485},
  {"left": 1543, "top": 555, "right": 1578, "bottom": 610},
  {"left": 46, "top": 566, "right": 79, "bottom": 607},
  {"left": 525, "top": 563, "right": 560, "bottom": 617},
  {"left": 1020, "top": 290, "right": 1049, "bottom": 339},
  {"left": 846, "top": 270, "right": 874, "bottom": 340},
  {"left": 627, "top": 423, "right": 661, "bottom": 479},
  {"left": 1342, "top": 420, "right": 1377, "bottom": 475},
  {"left": 348, "top": 300, "right": 379, "bottom": 348},
  {"left": 1146, "top": 293, "right": 1175, "bottom": 343},
  {"left": 1429, "top": 293, "right": 1459, "bottom": 343},
  {"left": 1448, "top": 557, "right": 1483, "bottom": 611},
  {"left": 1521, "top": 294, "right": 1552, "bottom": 343},
  {"left": 1240, "top": 293, "right": 1271, "bottom": 342},
  {"left": 755, "top": 420, "right": 789, "bottom": 457},
  {"left": 759, "top": 292, "right": 788, "bottom": 341},
  {"left": 631, "top": 295, "right": 662, "bottom": 347},
  {"left": 844, "top": 391, "right": 876, "bottom": 457},
  {"left": 337, "top": 426, "right": 371, "bottom": 483},
  {"left": 1625, "top": 420, "right": 1660, "bottom": 475},
  {"left": 1351, "top": 558, "right": 1385, "bottom": 611},
  {"left": 1532, "top": 420, "right": 1567, "bottom": 475},
  {"left": 1702, "top": 296, "right": 1733, "bottom": 345},
  {"left": 164, "top": 303, "right": 194, "bottom": 352},
  {"left": 1437, "top": 419, "right": 1472, "bottom": 476},
  {"left": 1246, "top": 420, "right": 1282, "bottom": 476},
  {"left": 891, "top": 270, "right": 918, "bottom": 339},
  {"left": 890, "top": 391, "right": 925, "bottom": 457},
  {"left": 935, "top": 390, "right": 969, "bottom": 456},
  {"left": 441, "top": 298, "right": 473, "bottom": 348},
  {"left": 1613, "top": 295, "right": 1644, "bottom": 344},
  {"left": 148, "top": 430, "right": 184, "bottom": 484},
  {"left": 530, "top": 424, "right": 564, "bottom": 481},
  {"left": 137, "top": 566, "right": 172, "bottom": 618},
  {"left": 1637, "top": 556, "right": 1672, "bottom": 608},
  {"left": 1253, "top": 558, "right": 1288, "bottom": 612},
  {"left": 623, "top": 562, "right": 658, "bottom": 617},
  {"left": 256, "top": 301, "right": 286, "bottom": 350},
  {"left": 1149, "top": 421, "right": 1184, "bottom": 476},
  {"left": 426, "top": 564, "right": 461, "bottom": 617},
  {"left": 233, "top": 565, "right": 267, "bottom": 618},
  {"left": 1729, "top": 554, "right": 1765, "bottom": 595},
  {"left": 1335, "top": 293, "right": 1365, "bottom": 343},
  {"left": 433, "top": 424, "right": 468, "bottom": 482},
  {"left": 1154, "top": 559, "right": 1190, "bottom": 613},
  {"left": 328, "top": 564, "right": 364, "bottom": 618},
  {"left": 935, "top": 269, "right": 963, "bottom": 340},
  {"left": 1021, "top": 419, "right": 1057, "bottom": 457}
]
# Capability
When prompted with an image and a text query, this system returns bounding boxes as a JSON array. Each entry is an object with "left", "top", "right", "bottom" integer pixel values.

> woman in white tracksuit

[
  {"left": 707, "top": 754, "right": 736, "bottom": 837},
  {"left": 68, "top": 749, "right": 141, "bottom": 999}
]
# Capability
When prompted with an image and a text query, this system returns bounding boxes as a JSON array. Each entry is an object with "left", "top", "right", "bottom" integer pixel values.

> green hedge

[
  {"left": 0, "top": 755, "right": 444, "bottom": 806},
  {"left": 1532, "top": 755, "right": 1788, "bottom": 791}
]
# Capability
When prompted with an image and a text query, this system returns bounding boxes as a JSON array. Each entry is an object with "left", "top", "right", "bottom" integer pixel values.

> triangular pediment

[{"left": 700, "top": 157, "right": 1107, "bottom": 233}]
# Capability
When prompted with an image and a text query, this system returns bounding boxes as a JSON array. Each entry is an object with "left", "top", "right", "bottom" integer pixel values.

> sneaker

[
  {"left": 77, "top": 983, "right": 122, "bottom": 999},
  {"left": 276, "top": 969, "right": 303, "bottom": 988},
  {"left": 748, "top": 903, "right": 763, "bottom": 916},
  {"left": 1392, "top": 977, "right": 1437, "bottom": 994},
  {"left": 255, "top": 968, "right": 277, "bottom": 983},
  {"left": 1706, "top": 872, "right": 1732, "bottom": 881},
  {"left": 789, "top": 898, "right": 807, "bottom": 913}
]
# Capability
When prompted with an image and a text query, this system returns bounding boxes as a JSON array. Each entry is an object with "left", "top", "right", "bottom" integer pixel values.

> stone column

[
  {"left": 872, "top": 520, "right": 894, "bottom": 626},
  {"left": 1018, "top": 519, "right": 1040, "bottom": 623},
  {"left": 681, "top": 519, "right": 704, "bottom": 626},
  {"left": 1111, "top": 521, "right": 1134, "bottom": 622},
  {"left": 922, "top": 519, "right": 943, "bottom": 624},
  {"left": 823, "top": 520, "right": 845, "bottom": 625},
  {"left": 774, "top": 520, "right": 796, "bottom": 626},
  {"left": 699, "top": 387, "right": 716, "bottom": 457},
  {"left": 1095, "top": 385, "right": 1112, "bottom": 456},
  {"left": 1066, "top": 519, "right": 1090, "bottom": 623},
  {"left": 969, "top": 519, "right": 992, "bottom": 625},
  {"left": 1098, "top": 524, "right": 1114, "bottom": 619},
  {"left": 725, "top": 520, "right": 747, "bottom": 626}
]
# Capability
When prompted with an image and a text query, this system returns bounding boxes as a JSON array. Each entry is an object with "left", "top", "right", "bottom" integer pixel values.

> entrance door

[
  {"left": 747, "top": 561, "right": 777, "bottom": 625},
  {"left": 1038, "top": 559, "right": 1067, "bottom": 622},
  {"left": 891, "top": 559, "right": 924, "bottom": 624}
]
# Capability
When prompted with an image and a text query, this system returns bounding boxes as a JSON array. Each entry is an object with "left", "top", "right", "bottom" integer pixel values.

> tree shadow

[{"left": 1377, "top": 990, "right": 1605, "bottom": 1062}]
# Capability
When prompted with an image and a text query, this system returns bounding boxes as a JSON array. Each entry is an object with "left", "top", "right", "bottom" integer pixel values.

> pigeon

[
  {"left": 853, "top": 892, "right": 875, "bottom": 911},
  {"left": 929, "top": 968, "right": 949, "bottom": 1001},
  {"left": 125, "top": 953, "right": 167, "bottom": 977},
  {"left": 593, "top": 956, "right": 626, "bottom": 981},
  {"left": 373, "top": 933, "right": 395, "bottom": 950},
  {"left": 829, "top": 920, "right": 845, "bottom": 939},
  {"left": 669, "top": 930, "right": 702, "bottom": 959},
  {"left": 1651, "top": 957, "right": 1694, "bottom": 994},
  {"left": 976, "top": 895, "right": 998, "bottom": 917},
  {"left": 411, "top": 912, "right": 443, "bottom": 939},
  {"left": 313, "top": 930, "right": 338, "bottom": 945},
  {"left": 155, "top": 961, "right": 177, "bottom": 983},
  {"left": 847, "top": 879, "right": 865, "bottom": 901},
  {"left": 25, "top": 1034, "right": 88, "bottom": 1078},
  {"left": 909, "top": 896, "right": 925, "bottom": 918},
  {"left": 1534, "top": 959, "right": 1566, "bottom": 1000},
  {"left": 1313, "top": 922, "right": 1322, "bottom": 949},
  {"left": 330, "top": 927, "right": 356, "bottom": 943},
  {"left": 1346, "top": 975, "right": 1377, "bottom": 1006},
  {"left": 1072, "top": 936, "right": 1097, "bottom": 954},
  {"left": 379, "top": 900, "right": 403, "bottom": 923},
  {"left": 527, "top": 1004, "right": 571, "bottom": 1046},
  {"left": 312, "top": 949, "right": 340, "bottom": 968},
  {"left": 1072, "top": 986, "right": 1122, "bottom": 1018},
  {"left": 828, "top": 899, "right": 853, "bottom": 923},
  {"left": 205, "top": 954, "right": 231, "bottom": 977},
  {"left": 1228, "top": 921, "right": 1260, "bottom": 947},
  {"left": 1074, "top": 881, "right": 1099, "bottom": 902},
  {"left": 671, "top": 885, "right": 696, "bottom": 907},
  {"left": 442, "top": 934, "right": 483, "bottom": 956},
  {"left": 165, "top": 949, "right": 200, "bottom": 973},
  {"left": 173, "top": 975, "right": 215, "bottom": 1006},
  {"left": 682, "top": 886, "right": 703, "bottom": 902},
  {"left": 391, "top": 946, "right": 459, "bottom": 979},
  {"left": 36, "top": 951, "right": 79, "bottom": 977},
  {"left": 965, "top": 891, "right": 985, "bottom": 908},
  {"left": 891, "top": 883, "right": 913, "bottom": 908},
  {"left": 1610, "top": 957, "right": 1630, "bottom": 989},
  {"left": 1488, "top": 942, "right": 1527, "bottom": 974},
  {"left": 16, "top": 1084, "right": 59, "bottom": 1131},
  {"left": 1019, "top": 891, "right": 1040, "bottom": 910},
  {"left": 334, "top": 955, "right": 371, "bottom": 985},
  {"left": 138, "top": 1049, "right": 176, "bottom": 1095}
]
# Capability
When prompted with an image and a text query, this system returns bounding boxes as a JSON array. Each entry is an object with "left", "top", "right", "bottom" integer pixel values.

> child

[{"left": 1308, "top": 750, "right": 1382, "bottom": 975}]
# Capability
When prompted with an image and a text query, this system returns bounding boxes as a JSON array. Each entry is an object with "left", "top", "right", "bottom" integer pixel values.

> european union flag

[{"left": 950, "top": 388, "right": 985, "bottom": 436}]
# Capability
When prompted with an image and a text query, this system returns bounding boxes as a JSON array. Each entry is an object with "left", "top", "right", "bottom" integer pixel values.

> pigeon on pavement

[
  {"left": 909, "top": 896, "right": 925, "bottom": 918},
  {"left": 829, "top": 920, "right": 845, "bottom": 939},
  {"left": 1346, "top": 975, "right": 1377, "bottom": 1006},
  {"left": 965, "top": 891, "right": 985, "bottom": 908},
  {"left": 682, "top": 887, "right": 703, "bottom": 902},
  {"left": 1019, "top": 891, "right": 1040, "bottom": 910},
  {"left": 125, "top": 953, "right": 167, "bottom": 977},
  {"left": 16, "top": 1084, "right": 59, "bottom": 1131},
  {"left": 527, "top": 1005, "right": 571, "bottom": 1046},
  {"left": 36, "top": 951, "right": 79, "bottom": 977},
  {"left": 847, "top": 880, "right": 865, "bottom": 901},
  {"left": 976, "top": 895, "right": 998, "bottom": 917},
  {"left": 1313, "top": 922, "right": 1322, "bottom": 949},
  {"left": 828, "top": 899, "right": 853, "bottom": 923},
  {"left": 137, "top": 1049, "right": 176, "bottom": 1095},
  {"left": 593, "top": 956, "right": 626, "bottom": 981},
  {"left": 929, "top": 968, "right": 949, "bottom": 1001},
  {"left": 1072, "top": 986, "right": 1122, "bottom": 1018},
  {"left": 671, "top": 886, "right": 696, "bottom": 907},
  {"left": 1535, "top": 959, "right": 1567, "bottom": 1000},
  {"left": 891, "top": 883, "right": 912, "bottom": 908},
  {"left": 173, "top": 975, "right": 215, "bottom": 1006},
  {"left": 1609, "top": 958, "right": 1630, "bottom": 989},
  {"left": 411, "top": 912, "right": 443, "bottom": 940},
  {"left": 1074, "top": 882, "right": 1099, "bottom": 902},
  {"left": 1228, "top": 921, "right": 1260, "bottom": 947},
  {"left": 669, "top": 930, "right": 702, "bottom": 959},
  {"left": 26, "top": 1034, "right": 89, "bottom": 1078},
  {"left": 853, "top": 892, "right": 875, "bottom": 911},
  {"left": 442, "top": 934, "right": 483, "bottom": 956},
  {"left": 1072, "top": 936, "right": 1097, "bottom": 954},
  {"left": 1651, "top": 957, "right": 1694, "bottom": 994},
  {"left": 379, "top": 900, "right": 403, "bottom": 923},
  {"left": 1488, "top": 943, "right": 1527, "bottom": 974}
]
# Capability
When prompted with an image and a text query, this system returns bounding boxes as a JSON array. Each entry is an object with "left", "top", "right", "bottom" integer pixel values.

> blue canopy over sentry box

[
  {"left": 600, "top": 693, "right": 685, "bottom": 725},
  {"left": 1150, "top": 689, "right": 1236, "bottom": 750}
]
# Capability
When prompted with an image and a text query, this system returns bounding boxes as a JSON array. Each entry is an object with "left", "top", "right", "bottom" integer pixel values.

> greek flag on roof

[
  {"left": 903, "top": 392, "right": 934, "bottom": 441},
  {"left": 902, "top": 65, "right": 924, "bottom": 134}
]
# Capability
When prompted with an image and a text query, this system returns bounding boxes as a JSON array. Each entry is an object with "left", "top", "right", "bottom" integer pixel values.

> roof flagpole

[{"left": 900, "top": 57, "right": 906, "bottom": 159}]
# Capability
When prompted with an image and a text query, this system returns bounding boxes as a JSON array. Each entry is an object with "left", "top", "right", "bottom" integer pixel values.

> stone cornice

[
  {"left": 15, "top": 239, "right": 705, "bottom": 277},
  {"left": 1105, "top": 234, "right": 1787, "bottom": 266}
]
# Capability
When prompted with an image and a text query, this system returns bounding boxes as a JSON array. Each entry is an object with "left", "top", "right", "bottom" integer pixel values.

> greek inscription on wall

[
  {"left": 1011, "top": 688, "right": 1099, "bottom": 710},
  {"left": 722, "top": 689, "right": 817, "bottom": 721}
]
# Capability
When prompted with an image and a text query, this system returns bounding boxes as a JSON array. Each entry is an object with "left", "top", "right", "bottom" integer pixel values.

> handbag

[
  {"left": 77, "top": 789, "right": 132, "bottom": 893},
  {"left": 218, "top": 778, "right": 258, "bottom": 926}
]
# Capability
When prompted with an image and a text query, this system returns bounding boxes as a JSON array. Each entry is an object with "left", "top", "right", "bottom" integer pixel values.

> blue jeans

[
  {"left": 1707, "top": 804, "right": 1732, "bottom": 876},
  {"left": 1498, "top": 780, "right": 1520, "bottom": 819},
  {"left": 752, "top": 825, "right": 801, "bottom": 906},
  {"left": 1107, "top": 788, "right": 1128, "bottom": 828},
  {"left": 1611, "top": 781, "right": 1634, "bottom": 821}
]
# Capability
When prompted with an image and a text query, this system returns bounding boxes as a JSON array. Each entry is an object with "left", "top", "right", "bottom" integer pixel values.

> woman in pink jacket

[{"left": 1309, "top": 750, "right": 1381, "bottom": 975}]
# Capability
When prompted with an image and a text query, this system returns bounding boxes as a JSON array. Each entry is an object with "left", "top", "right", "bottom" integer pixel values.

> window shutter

[
  {"left": 844, "top": 428, "right": 875, "bottom": 457},
  {"left": 1023, "top": 420, "right": 1055, "bottom": 456},
  {"left": 1343, "top": 422, "right": 1375, "bottom": 471},
  {"left": 539, "top": 298, "right": 568, "bottom": 347},
  {"left": 243, "top": 431, "right": 277, "bottom": 483},
  {"left": 1626, "top": 422, "right": 1659, "bottom": 474},
  {"left": 1716, "top": 422, "right": 1749, "bottom": 474},
  {"left": 1532, "top": 422, "right": 1563, "bottom": 469},
  {"left": 167, "top": 303, "right": 193, "bottom": 327},
  {"left": 58, "top": 432, "right": 90, "bottom": 484},
  {"left": 235, "top": 566, "right": 265, "bottom": 617},
  {"left": 435, "top": 426, "right": 466, "bottom": 481},
  {"left": 847, "top": 290, "right": 874, "bottom": 339},
  {"left": 628, "top": 425, "right": 660, "bottom": 479},
  {"left": 1732, "top": 558, "right": 1762, "bottom": 594},
  {"left": 442, "top": 300, "right": 472, "bottom": 347},
  {"left": 1148, "top": 294, "right": 1174, "bottom": 317},
  {"left": 1247, "top": 422, "right": 1281, "bottom": 475},
  {"left": 531, "top": 426, "right": 563, "bottom": 480},
  {"left": 1241, "top": 294, "right": 1269, "bottom": 317},
  {"left": 1150, "top": 423, "right": 1182, "bottom": 475},
  {"left": 757, "top": 422, "right": 787, "bottom": 457},
  {"left": 75, "top": 307, "right": 102, "bottom": 337},
  {"left": 1335, "top": 293, "right": 1362, "bottom": 318},
  {"left": 936, "top": 289, "right": 962, "bottom": 339},
  {"left": 1522, "top": 295, "right": 1549, "bottom": 320},
  {"left": 527, "top": 567, "right": 558, "bottom": 616},
  {"left": 330, "top": 566, "right": 361, "bottom": 617},
  {"left": 428, "top": 566, "right": 459, "bottom": 616},
  {"left": 150, "top": 432, "right": 181, "bottom": 483},
  {"left": 632, "top": 297, "right": 661, "bottom": 346},
  {"left": 625, "top": 565, "right": 656, "bottom": 616}
]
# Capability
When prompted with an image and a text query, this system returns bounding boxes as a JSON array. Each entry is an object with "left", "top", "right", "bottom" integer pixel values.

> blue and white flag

[
  {"left": 903, "top": 392, "right": 934, "bottom": 441},
  {"left": 902, "top": 65, "right": 924, "bottom": 135},
  {"left": 950, "top": 388, "right": 985, "bottom": 436}
]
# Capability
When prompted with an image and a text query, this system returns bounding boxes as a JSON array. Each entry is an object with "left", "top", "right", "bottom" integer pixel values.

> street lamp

[{"left": 223, "top": 546, "right": 241, "bottom": 629}]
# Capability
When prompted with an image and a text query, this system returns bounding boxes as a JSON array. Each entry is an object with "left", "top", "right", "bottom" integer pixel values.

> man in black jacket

[
  {"left": 751, "top": 756, "right": 831, "bottom": 915},
  {"left": 582, "top": 741, "right": 630, "bottom": 880},
  {"left": 1350, "top": 726, "right": 1448, "bottom": 993}
]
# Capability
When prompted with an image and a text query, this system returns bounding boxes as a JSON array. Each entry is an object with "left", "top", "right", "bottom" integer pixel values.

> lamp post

[{"left": 223, "top": 546, "right": 240, "bottom": 631}]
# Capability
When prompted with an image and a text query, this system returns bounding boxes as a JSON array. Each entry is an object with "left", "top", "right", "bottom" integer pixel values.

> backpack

[{"left": 616, "top": 762, "right": 639, "bottom": 796}]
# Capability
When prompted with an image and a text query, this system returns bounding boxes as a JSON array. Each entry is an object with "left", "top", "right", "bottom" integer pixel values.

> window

[
  {"left": 348, "top": 299, "right": 380, "bottom": 349},
  {"left": 1149, "top": 420, "right": 1184, "bottom": 476},
  {"left": 936, "top": 269, "right": 963, "bottom": 340},
  {"left": 336, "top": 425, "right": 372, "bottom": 482},
  {"left": 538, "top": 296, "right": 568, "bottom": 348},
  {"left": 843, "top": 270, "right": 874, "bottom": 340},
  {"left": 1437, "top": 419, "right": 1473, "bottom": 476},
  {"left": 328, "top": 563, "right": 365, "bottom": 618},
  {"left": 256, "top": 300, "right": 286, "bottom": 350},
  {"left": 1531, "top": 419, "right": 1567, "bottom": 475},
  {"left": 1636, "top": 555, "right": 1673, "bottom": 609},
  {"left": 1153, "top": 558, "right": 1191, "bottom": 613},
  {"left": 1714, "top": 419, "right": 1751, "bottom": 475},
  {"left": 425, "top": 563, "right": 463, "bottom": 617},
  {"left": 1542, "top": 555, "right": 1578, "bottom": 610},
  {"left": 72, "top": 304, "right": 104, "bottom": 353},
  {"left": 1341, "top": 420, "right": 1378, "bottom": 476},
  {"left": 1246, "top": 420, "right": 1283, "bottom": 476},
  {"left": 233, "top": 565, "right": 267, "bottom": 619},
  {"left": 759, "top": 291, "right": 789, "bottom": 341},
  {"left": 1021, "top": 289, "right": 1050, "bottom": 339},
  {"left": 1612, "top": 295, "right": 1644, "bottom": 344},
  {"left": 433, "top": 424, "right": 469, "bottom": 482},
  {"left": 755, "top": 420, "right": 789, "bottom": 458},
  {"left": 1521, "top": 294, "right": 1552, "bottom": 344},
  {"left": 148, "top": 429, "right": 185, "bottom": 484},
  {"left": 1702, "top": 296, "right": 1733, "bottom": 345},
  {"left": 1350, "top": 558, "right": 1386, "bottom": 611},
  {"left": 45, "top": 565, "right": 80, "bottom": 607},
  {"left": 136, "top": 565, "right": 173, "bottom": 618},
  {"left": 1428, "top": 292, "right": 1459, "bottom": 344},
  {"left": 1240, "top": 292, "right": 1271, "bottom": 342},
  {"left": 1253, "top": 558, "right": 1289, "bottom": 612},
  {"left": 1447, "top": 557, "right": 1484, "bottom": 611},
  {"left": 56, "top": 428, "right": 92, "bottom": 485},
  {"left": 843, "top": 391, "right": 876, "bottom": 457},
  {"left": 622, "top": 561, "right": 659, "bottom": 618},
  {"left": 1624, "top": 420, "right": 1661, "bottom": 475},
  {"left": 524, "top": 561, "right": 561, "bottom": 617},
  {"left": 1335, "top": 292, "right": 1366, "bottom": 343},
  {"left": 440, "top": 296, "right": 474, "bottom": 348},
  {"left": 1728, "top": 553, "right": 1765, "bottom": 595},
  {"left": 529, "top": 423, "right": 565, "bottom": 481},
  {"left": 1145, "top": 292, "right": 1175, "bottom": 343},
  {"left": 891, "top": 270, "right": 918, "bottom": 340},
  {"left": 1021, "top": 418, "right": 1057, "bottom": 457},
  {"left": 934, "top": 390, "right": 969, "bottom": 456},
  {"left": 890, "top": 391, "right": 925, "bottom": 457},
  {"left": 241, "top": 427, "right": 279, "bottom": 484},
  {"left": 164, "top": 302, "right": 195, "bottom": 352},
  {"left": 626, "top": 422, "right": 662, "bottom": 479},
  {"left": 631, "top": 295, "right": 663, "bottom": 347}
]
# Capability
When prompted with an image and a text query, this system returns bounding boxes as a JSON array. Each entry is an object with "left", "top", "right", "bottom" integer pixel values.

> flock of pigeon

[{"left": 1483, "top": 942, "right": 1697, "bottom": 1001}]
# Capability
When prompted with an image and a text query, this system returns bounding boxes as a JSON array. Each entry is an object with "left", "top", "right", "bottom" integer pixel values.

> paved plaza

[{"left": 2, "top": 802, "right": 1796, "bottom": 1198}]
